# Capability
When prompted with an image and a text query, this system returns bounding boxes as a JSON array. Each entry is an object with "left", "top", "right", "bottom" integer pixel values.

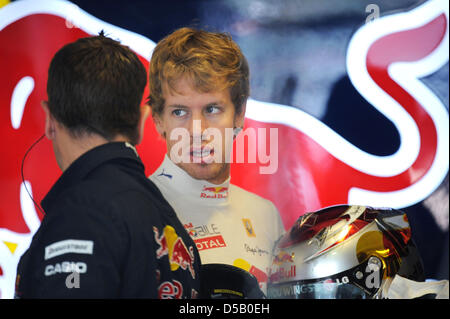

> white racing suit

[{"left": 150, "top": 155, "right": 285, "bottom": 294}]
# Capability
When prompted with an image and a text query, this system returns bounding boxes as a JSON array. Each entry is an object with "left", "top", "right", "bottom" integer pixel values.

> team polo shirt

[{"left": 150, "top": 155, "right": 285, "bottom": 293}]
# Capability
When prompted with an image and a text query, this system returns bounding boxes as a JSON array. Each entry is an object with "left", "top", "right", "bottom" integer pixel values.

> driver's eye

[{"left": 172, "top": 109, "right": 187, "bottom": 117}]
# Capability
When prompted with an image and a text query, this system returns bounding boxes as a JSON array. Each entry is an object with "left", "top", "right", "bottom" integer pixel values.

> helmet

[{"left": 267, "top": 205, "right": 425, "bottom": 299}]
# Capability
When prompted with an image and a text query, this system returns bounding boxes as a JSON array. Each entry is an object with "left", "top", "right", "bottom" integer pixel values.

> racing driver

[{"left": 148, "top": 27, "right": 285, "bottom": 294}]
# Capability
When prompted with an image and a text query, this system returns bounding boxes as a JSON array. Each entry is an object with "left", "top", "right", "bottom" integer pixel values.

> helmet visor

[
  {"left": 267, "top": 280, "right": 369, "bottom": 299},
  {"left": 268, "top": 257, "right": 384, "bottom": 299}
]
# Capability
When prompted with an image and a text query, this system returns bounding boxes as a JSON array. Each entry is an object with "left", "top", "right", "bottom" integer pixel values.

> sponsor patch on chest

[{"left": 184, "top": 223, "right": 227, "bottom": 251}]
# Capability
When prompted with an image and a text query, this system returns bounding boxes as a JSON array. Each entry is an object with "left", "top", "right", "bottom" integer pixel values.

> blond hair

[{"left": 148, "top": 27, "right": 249, "bottom": 116}]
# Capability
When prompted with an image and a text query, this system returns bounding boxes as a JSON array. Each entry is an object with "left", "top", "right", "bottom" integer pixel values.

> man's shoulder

[
  {"left": 229, "top": 183, "right": 270, "bottom": 201},
  {"left": 79, "top": 160, "right": 164, "bottom": 201},
  {"left": 229, "top": 184, "right": 277, "bottom": 211},
  {"left": 49, "top": 175, "right": 163, "bottom": 220},
  {"left": 57, "top": 177, "right": 133, "bottom": 204}
]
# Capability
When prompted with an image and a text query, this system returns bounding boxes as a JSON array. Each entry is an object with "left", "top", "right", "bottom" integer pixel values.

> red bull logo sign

[
  {"left": 0, "top": 0, "right": 448, "bottom": 298},
  {"left": 235, "top": 0, "right": 449, "bottom": 229},
  {"left": 0, "top": 0, "right": 159, "bottom": 299}
]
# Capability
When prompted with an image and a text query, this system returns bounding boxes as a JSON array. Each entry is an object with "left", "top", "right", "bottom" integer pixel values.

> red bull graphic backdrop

[{"left": 0, "top": 0, "right": 448, "bottom": 298}]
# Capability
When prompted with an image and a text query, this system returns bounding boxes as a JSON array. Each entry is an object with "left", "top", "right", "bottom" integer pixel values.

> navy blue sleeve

[{"left": 23, "top": 197, "right": 128, "bottom": 298}]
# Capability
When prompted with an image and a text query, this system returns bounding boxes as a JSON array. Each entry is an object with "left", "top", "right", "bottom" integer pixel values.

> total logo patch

[
  {"left": 194, "top": 235, "right": 227, "bottom": 251},
  {"left": 184, "top": 223, "right": 227, "bottom": 251}
]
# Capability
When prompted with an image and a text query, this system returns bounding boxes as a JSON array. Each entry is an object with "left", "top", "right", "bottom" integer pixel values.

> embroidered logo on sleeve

[
  {"left": 44, "top": 239, "right": 94, "bottom": 260},
  {"left": 153, "top": 226, "right": 196, "bottom": 279},
  {"left": 158, "top": 280, "right": 183, "bottom": 299}
]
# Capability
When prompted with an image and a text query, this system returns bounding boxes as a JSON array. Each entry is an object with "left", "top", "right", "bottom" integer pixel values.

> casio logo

[{"left": 44, "top": 261, "right": 87, "bottom": 276}]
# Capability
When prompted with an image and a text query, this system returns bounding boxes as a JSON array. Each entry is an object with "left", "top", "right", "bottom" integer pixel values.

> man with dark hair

[{"left": 15, "top": 33, "right": 200, "bottom": 298}]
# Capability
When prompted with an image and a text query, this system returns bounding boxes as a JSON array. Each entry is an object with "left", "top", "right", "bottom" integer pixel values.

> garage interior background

[
  {"left": 0, "top": 0, "right": 448, "bottom": 299},
  {"left": 66, "top": 0, "right": 450, "bottom": 280}
]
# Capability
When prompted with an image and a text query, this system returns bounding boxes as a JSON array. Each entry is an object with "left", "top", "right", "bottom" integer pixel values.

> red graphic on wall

[{"left": 0, "top": 0, "right": 447, "bottom": 299}]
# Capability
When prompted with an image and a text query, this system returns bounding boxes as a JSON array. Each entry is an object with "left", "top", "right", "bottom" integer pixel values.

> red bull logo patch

[
  {"left": 200, "top": 186, "right": 228, "bottom": 199},
  {"left": 153, "top": 226, "right": 196, "bottom": 279}
]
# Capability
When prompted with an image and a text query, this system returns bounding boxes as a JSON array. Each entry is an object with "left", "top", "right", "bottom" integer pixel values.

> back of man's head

[{"left": 47, "top": 32, "right": 147, "bottom": 145}]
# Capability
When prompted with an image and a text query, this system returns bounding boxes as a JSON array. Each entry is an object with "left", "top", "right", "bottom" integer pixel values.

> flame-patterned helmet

[{"left": 267, "top": 205, "right": 424, "bottom": 299}]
